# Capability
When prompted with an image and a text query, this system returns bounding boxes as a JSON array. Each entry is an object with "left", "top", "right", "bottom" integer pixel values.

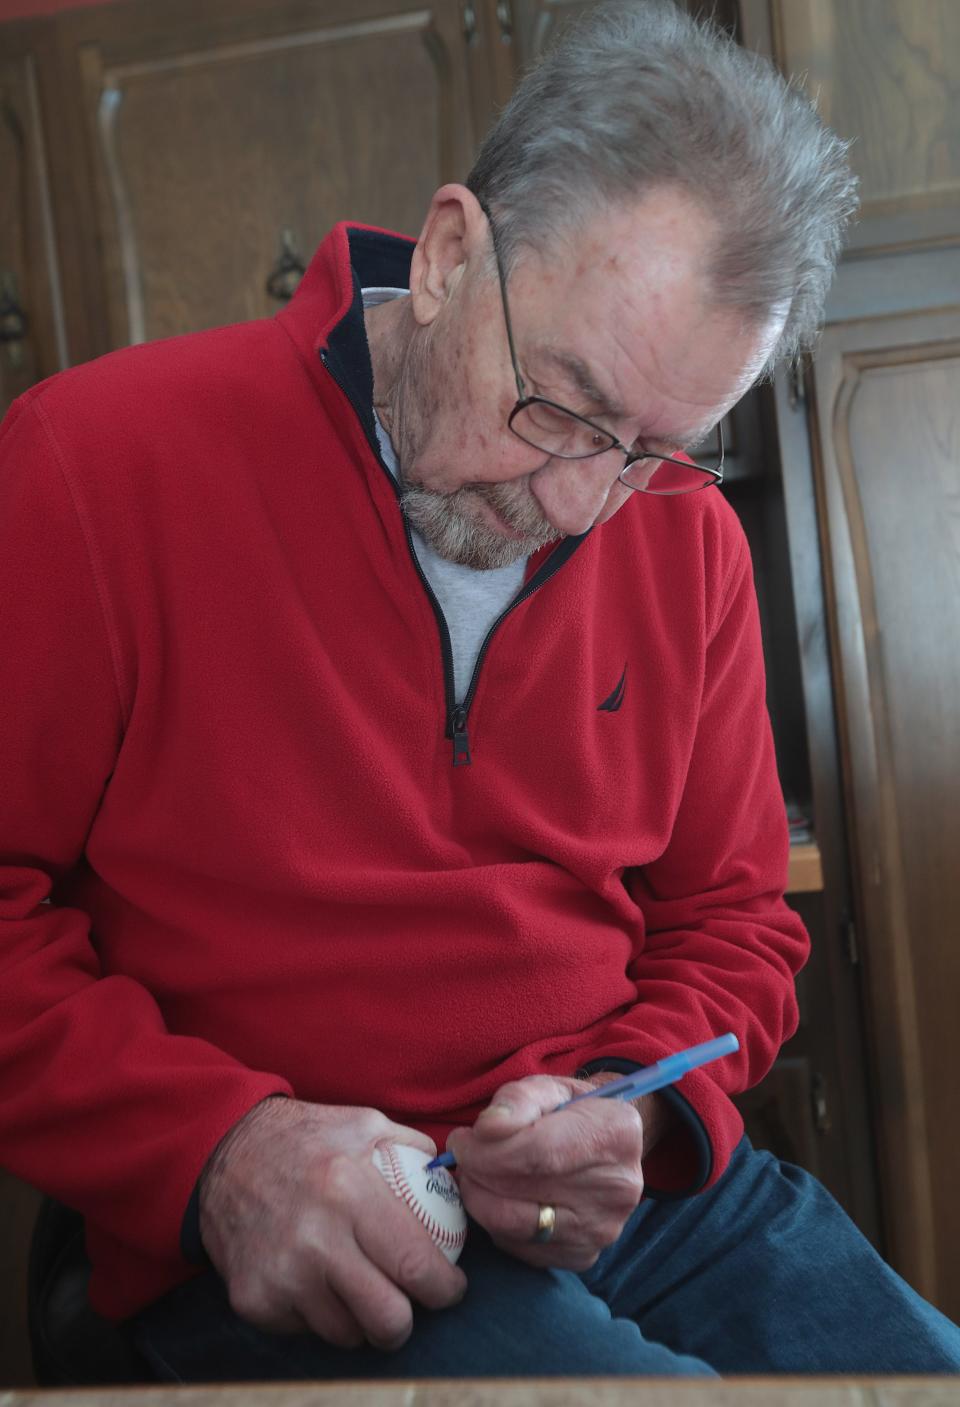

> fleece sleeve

[
  {"left": 575, "top": 524, "right": 810, "bottom": 1196},
  {"left": 0, "top": 395, "right": 293, "bottom": 1280}
]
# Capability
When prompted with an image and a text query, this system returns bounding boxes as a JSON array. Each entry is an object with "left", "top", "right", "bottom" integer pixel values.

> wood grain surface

[{"left": 4, "top": 1376, "right": 960, "bottom": 1407}]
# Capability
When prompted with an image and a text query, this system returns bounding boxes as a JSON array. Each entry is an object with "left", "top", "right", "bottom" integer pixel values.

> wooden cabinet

[
  {"left": 0, "top": 1171, "right": 40, "bottom": 1388},
  {"left": 12, "top": 0, "right": 483, "bottom": 357},
  {"left": 741, "top": 0, "right": 960, "bottom": 1321},
  {"left": 509, "top": 0, "right": 740, "bottom": 68},
  {"left": 71, "top": 0, "right": 479, "bottom": 345},
  {"left": 765, "top": 0, "right": 960, "bottom": 257},
  {"left": 804, "top": 306, "right": 960, "bottom": 1311},
  {"left": 0, "top": 26, "right": 69, "bottom": 412}
]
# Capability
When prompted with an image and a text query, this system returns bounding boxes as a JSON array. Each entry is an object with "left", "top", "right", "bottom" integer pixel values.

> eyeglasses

[{"left": 487, "top": 218, "right": 724, "bottom": 497}]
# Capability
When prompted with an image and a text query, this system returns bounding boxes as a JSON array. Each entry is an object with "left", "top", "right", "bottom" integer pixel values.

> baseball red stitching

[{"left": 381, "top": 1145, "right": 466, "bottom": 1252}]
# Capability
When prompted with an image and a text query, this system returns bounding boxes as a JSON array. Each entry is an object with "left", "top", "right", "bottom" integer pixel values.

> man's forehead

[
  {"left": 540, "top": 348, "right": 622, "bottom": 416},
  {"left": 519, "top": 240, "right": 727, "bottom": 436},
  {"left": 533, "top": 344, "right": 721, "bottom": 451},
  {"left": 510, "top": 195, "right": 776, "bottom": 447}
]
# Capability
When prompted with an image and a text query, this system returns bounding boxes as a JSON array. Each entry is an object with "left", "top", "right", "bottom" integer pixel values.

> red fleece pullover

[{"left": 0, "top": 223, "right": 809, "bottom": 1320}]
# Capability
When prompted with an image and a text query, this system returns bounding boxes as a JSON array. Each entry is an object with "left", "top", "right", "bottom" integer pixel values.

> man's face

[{"left": 396, "top": 188, "right": 783, "bottom": 569}]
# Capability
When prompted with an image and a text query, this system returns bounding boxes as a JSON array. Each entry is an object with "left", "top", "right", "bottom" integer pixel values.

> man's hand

[
  {"left": 446, "top": 1075, "right": 653, "bottom": 1271},
  {"left": 198, "top": 1098, "right": 467, "bottom": 1351}
]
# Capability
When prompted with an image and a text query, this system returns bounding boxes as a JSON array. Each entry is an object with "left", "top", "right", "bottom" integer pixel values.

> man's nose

[{"left": 529, "top": 453, "right": 632, "bottom": 536}]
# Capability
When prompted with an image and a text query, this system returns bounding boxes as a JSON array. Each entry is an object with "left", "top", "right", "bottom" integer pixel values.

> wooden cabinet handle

[
  {"left": 265, "top": 229, "right": 306, "bottom": 303},
  {"left": 0, "top": 271, "right": 29, "bottom": 369}
]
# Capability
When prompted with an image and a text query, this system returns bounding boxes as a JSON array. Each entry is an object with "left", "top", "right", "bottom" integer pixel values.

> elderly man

[{"left": 1, "top": 0, "right": 958, "bottom": 1382}]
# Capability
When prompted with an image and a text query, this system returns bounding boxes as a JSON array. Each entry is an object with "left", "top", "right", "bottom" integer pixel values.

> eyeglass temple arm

[{"left": 485, "top": 213, "right": 527, "bottom": 402}]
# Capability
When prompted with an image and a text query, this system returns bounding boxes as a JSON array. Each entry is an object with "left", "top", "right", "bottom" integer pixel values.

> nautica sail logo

[{"left": 597, "top": 663, "right": 628, "bottom": 713}]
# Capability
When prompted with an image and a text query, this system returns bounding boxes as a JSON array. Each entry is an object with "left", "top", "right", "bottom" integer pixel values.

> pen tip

[{"left": 426, "top": 1151, "right": 457, "bottom": 1171}]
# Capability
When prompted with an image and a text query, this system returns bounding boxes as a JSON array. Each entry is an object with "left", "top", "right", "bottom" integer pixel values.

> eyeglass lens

[{"left": 510, "top": 401, "right": 717, "bottom": 496}]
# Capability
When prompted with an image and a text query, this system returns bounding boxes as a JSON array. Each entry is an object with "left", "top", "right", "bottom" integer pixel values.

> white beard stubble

[
  {"left": 391, "top": 331, "right": 563, "bottom": 571},
  {"left": 400, "top": 478, "right": 562, "bottom": 570}
]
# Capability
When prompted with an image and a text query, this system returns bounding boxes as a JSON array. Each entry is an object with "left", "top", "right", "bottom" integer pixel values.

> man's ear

[{"left": 409, "top": 184, "right": 489, "bottom": 327}]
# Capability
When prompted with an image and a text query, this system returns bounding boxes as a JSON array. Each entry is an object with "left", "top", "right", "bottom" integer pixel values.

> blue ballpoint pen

[{"left": 424, "top": 1032, "right": 739, "bottom": 1171}]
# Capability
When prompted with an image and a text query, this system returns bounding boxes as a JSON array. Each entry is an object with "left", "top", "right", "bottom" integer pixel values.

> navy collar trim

[{"left": 323, "top": 228, "right": 415, "bottom": 444}]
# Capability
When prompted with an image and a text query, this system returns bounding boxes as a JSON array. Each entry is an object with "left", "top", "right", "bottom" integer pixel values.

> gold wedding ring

[{"left": 533, "top": 1203, "right": 557, "bottom": 1243}]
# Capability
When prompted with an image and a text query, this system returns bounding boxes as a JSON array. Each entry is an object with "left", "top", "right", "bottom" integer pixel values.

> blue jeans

[{"left": 130, "top": 1138, "right": 960, "bottom": 1380}]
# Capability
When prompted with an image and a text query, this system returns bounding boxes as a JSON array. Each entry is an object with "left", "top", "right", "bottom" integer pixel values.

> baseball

[{"left": 372, "top": 1142, "right": 467, "bottom": 1264}]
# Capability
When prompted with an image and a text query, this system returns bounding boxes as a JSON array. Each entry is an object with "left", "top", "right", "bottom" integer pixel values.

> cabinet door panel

[
  {"left": 0, "top": 1171, "right": 41, "bottom": 1388},
  {"left": 0, "top": 43, "right": 67, "bottom": 413},
  {"left": 68, "top": 0, "right": 477, "bottom": 345},
  {"left": 511, "top": 0, "right": 736, "bottom": 70},
  {"left": 811, "top": 303, "right": 960, "bottom": 1318},
  {"left": 511, "top": 0, "right": 592, "bottom": 68},
  {"left": 734, "top": 1056, "right": 820, "bottom": 1178},
  {"left": 743, "top": 0, "right": 960, "bottom": 253}
]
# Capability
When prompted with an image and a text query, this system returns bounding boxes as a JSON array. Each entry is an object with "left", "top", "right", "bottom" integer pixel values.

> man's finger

[
  {"left": 450, "top": 1162, "right": 641, "bottom": 1247},
  {"left": 379, "top": 1123, "right": 439, "bottom": 1159},
  {"left": 452, "top": 1095, "right": 644, "bottom": 1181},
  {"left": 466, "top": 1075, "right": 581, "bottom": 1143},
  {"left": 296, "top": 1279, "right": 367, "bottom": 1349},
  {"left": 457, "top": 1180, "right": 578, "bottom": 1246},
  {"left": 355, "top": 1172, "right": 468, "bottom": 1312},
  {"left": 326, "top": 1249, "right": 418, "bottom": 1351}
]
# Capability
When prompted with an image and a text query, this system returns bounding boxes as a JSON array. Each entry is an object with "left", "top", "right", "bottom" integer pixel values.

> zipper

[
  {"left": 448, "top": 542, "right": 570, "bottom": 766},
  {"left": 449, "top": 543, "right": 580, "bottom": 765},
  {"left": 451, "top": 705, "right": 472, "bottom": 767},
  {"left": 320, "top": 347, "right": 583, "bottom": 766}
]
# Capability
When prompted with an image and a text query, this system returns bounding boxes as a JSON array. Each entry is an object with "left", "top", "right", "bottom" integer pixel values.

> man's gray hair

[{"left": 466, "top": 0, "right": 859, "bottom": 373}]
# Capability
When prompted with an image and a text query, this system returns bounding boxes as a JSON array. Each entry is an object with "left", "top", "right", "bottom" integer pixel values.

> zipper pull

[{"left": 451, "top": 706, "right": 472, "bottom": 767}]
